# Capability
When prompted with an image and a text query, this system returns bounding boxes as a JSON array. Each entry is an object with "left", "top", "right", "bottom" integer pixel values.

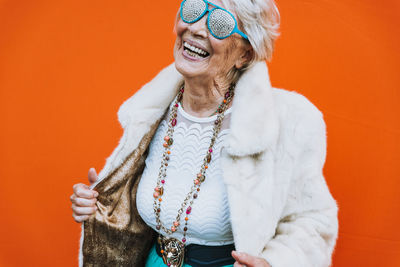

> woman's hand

[
  {"left": 232, "top": 251, "right": 272, "bottom": 267},
  {"left": 70, "top": 168, "right": 99, "bottom": 223}
]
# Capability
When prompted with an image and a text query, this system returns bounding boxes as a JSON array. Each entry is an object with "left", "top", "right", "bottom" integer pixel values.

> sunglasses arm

[{"left": 234, "top": 28, "right": 249, "bottom": 41}]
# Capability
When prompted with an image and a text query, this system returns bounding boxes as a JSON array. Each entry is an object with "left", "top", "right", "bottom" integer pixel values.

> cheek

[
  {"left": 175, "top": 19, "right": 186, "bottom": 37},
  {"left": 173, "top": 21, "right": 185, "bottom": 56},
  {"left": 210, "top": 39, "right": 238, "bottom": 63}
]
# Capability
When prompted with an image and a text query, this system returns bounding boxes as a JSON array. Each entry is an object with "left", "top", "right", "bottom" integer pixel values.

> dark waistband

[{"left": 155, "top": 238, "right": 236, "bottom": 267}]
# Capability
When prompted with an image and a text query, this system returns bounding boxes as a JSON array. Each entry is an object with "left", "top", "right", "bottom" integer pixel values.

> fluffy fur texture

[{"left": 79, "top": 61, "right": 339, "bottom": 267}]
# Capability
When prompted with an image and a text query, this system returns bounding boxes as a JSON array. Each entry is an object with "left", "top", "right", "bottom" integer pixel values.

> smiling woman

[
  {"left": 173, "top": 1, "right": 253, "bottom": 114},
  {"left": 70, "top": 0, "right": 339, "bottom": 266}
]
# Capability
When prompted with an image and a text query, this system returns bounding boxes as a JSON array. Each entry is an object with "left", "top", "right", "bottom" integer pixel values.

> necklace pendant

[{"left": 159, "top": 235, "right": 185, "bottom": 267}]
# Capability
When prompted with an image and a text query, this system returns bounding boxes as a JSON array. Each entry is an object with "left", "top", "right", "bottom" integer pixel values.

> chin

[
  {"left": 173, "top": 40, "right": 212, "bottom": 78},
  {"left": 174, "top": 54, "right": 205, "bottom": 78}
]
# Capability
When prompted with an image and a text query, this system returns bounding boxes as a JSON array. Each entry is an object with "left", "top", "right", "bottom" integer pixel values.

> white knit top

[{"left": 136, "top": 102, "right": 234, "bottom": 246}]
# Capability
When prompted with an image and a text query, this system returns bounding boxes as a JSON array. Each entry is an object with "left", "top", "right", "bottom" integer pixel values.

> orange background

[{"left": 0, "top": 0, "right": 399, "bottom": 266}]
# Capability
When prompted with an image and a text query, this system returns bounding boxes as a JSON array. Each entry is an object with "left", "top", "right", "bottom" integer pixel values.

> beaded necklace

[{"left": 152, "top": 84, "right": 234, "bottom": 266}]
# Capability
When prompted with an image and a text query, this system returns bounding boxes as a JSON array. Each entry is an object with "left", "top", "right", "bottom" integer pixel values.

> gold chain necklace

[{"left": 152, "top": 84, "right": 235, "bottom": 267}]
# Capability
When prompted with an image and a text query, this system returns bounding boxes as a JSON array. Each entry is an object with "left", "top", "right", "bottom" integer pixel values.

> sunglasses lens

[
  {"left": 181, "top": 0, "right": 207, "bottom": 23},
  {"left": 208, "top": 9, "right": 235, "bottom": 38}
]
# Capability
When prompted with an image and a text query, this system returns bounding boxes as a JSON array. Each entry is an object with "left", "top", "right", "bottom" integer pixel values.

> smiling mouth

[{"left": 183, "top": 41, "right": 210, "bottom": 59}]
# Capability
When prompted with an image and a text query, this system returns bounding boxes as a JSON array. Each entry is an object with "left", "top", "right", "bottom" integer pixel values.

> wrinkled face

[{"left": 173, "top": 0, "right": 250, "bottom": 81}]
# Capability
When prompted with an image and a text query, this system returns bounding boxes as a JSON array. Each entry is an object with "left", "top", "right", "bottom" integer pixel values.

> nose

[{"left": 187, "top": 13, "right": 208, "bottom": 38}]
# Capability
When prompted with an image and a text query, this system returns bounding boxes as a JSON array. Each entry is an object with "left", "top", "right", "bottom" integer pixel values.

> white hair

[{"left": 222, "top": 0, "right": 280, "bottom": 64}]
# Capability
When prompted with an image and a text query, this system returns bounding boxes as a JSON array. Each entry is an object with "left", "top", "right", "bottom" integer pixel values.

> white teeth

[
  {"left": 184, "top": 41, "right": 208, "bottom": 56},
  {"left": 186, "top": 49, "right": 201, "bottom": 58}
]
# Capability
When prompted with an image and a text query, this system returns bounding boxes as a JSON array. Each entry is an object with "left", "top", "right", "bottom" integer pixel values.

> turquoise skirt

[{"left": 145, "top": 242, "right": 234, "bottom": 267}]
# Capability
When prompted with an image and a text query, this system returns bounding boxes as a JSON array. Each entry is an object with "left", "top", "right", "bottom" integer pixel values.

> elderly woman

[{"left": 70, "top": 0, "right": 339, "bottom": 266}]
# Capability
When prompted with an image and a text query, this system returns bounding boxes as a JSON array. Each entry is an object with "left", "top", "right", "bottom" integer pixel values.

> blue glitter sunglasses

[{"left": 180, "top": 0, "right": 249, "bottom": 40}]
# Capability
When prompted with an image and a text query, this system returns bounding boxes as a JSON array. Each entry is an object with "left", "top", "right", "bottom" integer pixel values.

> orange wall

[{"left": 0, "top": 0, "right": 399, "bottom": 266}]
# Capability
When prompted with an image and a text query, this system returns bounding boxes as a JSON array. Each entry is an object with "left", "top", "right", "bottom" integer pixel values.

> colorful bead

[
  {"left": 153, "top": 192, "right": 159, "bottom": 198},
  {"left": 186, "top": 207, "right": 192, "bottom": 214},
  {"left": 155, "top": 187, "right": 163, "bottom": 196},
  {"left": 164, "top": 136, "right": 170, "bottom": 142},
  {"left": 173, "top": 221, "right": 180, "bottom": 227},
  {"left": 185, "top": 217, "right": 189, "bottom": 221},
  {"left": 172, "top": 118, "right": 177, "bottom": 126},
  {"left": 198, "top": 174, "right": 205, "bottom": 182},
  {"left": 194, "top": 179, "right": 200, "bottom": 185},
  {"left": 182, "top": 238, "right": 186, "bottom": 243},
  {"left": 163, "top": 142, "right": 168, "bottom": 148},
  {"left": 161, "top": 179, "right": 165, "bottom": 184},
  {"left": 171, "top": 226, "right": 176, "bottom": 232}
]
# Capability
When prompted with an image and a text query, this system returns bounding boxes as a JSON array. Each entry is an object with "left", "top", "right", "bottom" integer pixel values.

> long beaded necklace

[{"left": 152, "top": 84, "right": 234, "bottom": 266}]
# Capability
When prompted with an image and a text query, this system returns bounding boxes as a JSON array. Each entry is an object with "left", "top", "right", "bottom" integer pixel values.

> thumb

[
  {"left": 88, "top": 167, "right": 99, "bottom": 185},
  {"left": 231, "top": 251, "right": 256, "bottom": 266}
]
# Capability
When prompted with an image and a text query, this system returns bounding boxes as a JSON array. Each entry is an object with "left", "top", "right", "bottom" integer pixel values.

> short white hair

[{"left": 222, "top": 0, "right": 280, "bottom": 63}]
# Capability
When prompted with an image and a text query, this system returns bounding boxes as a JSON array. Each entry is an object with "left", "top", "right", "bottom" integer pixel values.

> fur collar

[
  {"left": 119, "top": 61, "right": 279, "bottom": 153},
  {"left": 95, "top": 61, "right": 279, "bottom": 183}
]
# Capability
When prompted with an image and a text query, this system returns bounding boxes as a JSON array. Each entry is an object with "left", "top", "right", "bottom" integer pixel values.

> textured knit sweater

[{"left": 137, "top": 103, "right": 234, "bottom": 245}]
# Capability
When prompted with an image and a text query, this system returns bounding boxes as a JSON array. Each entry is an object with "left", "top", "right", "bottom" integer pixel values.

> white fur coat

[{"left": 79, "top": 61, "right": 339, "bottom": 267}]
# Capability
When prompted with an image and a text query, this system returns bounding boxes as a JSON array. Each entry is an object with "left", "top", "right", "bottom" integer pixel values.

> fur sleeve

[{"left": 260, "top": 107, "right": 339, "bottom": 267}]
